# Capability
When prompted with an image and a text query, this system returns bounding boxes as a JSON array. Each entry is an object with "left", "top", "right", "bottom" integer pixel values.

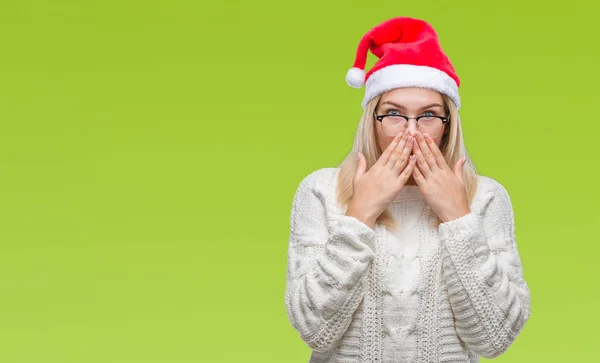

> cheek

[
  {"left": 379, "top": 138, "right": 393, "bottom": 152},
  {"left": 375, "top": 124, "right": 394, "bottom": 152}
]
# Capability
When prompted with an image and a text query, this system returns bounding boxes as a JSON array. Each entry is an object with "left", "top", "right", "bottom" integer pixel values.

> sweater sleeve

[
  {"left": 284, "top": 171, "right": 377, "bottom": 353},
  {"left": 438, "top": 181, "right": 531, "bottom": 359}
]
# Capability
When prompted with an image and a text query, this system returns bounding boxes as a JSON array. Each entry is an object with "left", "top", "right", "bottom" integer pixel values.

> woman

[{"left": 284, "top": 17, "right": 531, "bottom": 363}]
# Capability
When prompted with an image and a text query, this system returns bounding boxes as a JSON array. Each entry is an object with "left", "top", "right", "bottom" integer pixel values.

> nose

[{"left": 406, "top": 119, "right": 418, "bottom": 137}]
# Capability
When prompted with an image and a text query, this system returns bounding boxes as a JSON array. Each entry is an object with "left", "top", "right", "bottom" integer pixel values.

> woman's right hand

[{"left": 346, "top": 131, "right": 416, "bottom": 229}]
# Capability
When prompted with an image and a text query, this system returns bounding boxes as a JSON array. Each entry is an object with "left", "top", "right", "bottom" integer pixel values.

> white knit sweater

[{"left": 284, "top": 167, "right": 531, "bottom": 363}]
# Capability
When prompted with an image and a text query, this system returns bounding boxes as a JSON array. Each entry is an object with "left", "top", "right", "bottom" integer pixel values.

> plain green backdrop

[{"left": 0, "top": 0, "right": 598, "bottom": 362}]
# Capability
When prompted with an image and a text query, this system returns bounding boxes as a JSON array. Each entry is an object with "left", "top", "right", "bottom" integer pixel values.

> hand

[
  {"left": 347, "top": 131, "right": 417, "bottom": 228},
  {"left": 411, "top": 131, "right": 470, "bottom": 223}
]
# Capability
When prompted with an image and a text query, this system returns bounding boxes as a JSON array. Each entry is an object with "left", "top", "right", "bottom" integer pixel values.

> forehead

[{"left": 379, "top": 87, "right": 443, "bottom": 107}]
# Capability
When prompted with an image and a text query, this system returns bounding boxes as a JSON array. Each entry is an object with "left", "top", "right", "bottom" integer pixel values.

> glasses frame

[{"left": 374, "top": 112, "right": 450, "bottom": 137}]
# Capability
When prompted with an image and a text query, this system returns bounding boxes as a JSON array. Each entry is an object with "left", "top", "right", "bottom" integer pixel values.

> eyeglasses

[{"left": 374, "top": 112, "right": 450, "bottom": 138}]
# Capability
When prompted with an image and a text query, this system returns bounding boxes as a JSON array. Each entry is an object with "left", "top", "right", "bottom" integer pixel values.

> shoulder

[
  {"left": 291, "top": 167, "right": 341, "bottom": 214},
  {"left": 290, "top": 168, "right": 341, "bottom": 230},
  {"left": 295, "top": 167, "right": 340, "bottom": 194},
  {"left": 475, "top": 174, "right": 507, "bottom": 195},
  {"left": 472, "top": 174, "right": 513, "bottom": 214}
]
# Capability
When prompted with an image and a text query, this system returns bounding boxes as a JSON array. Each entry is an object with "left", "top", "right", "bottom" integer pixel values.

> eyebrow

[{"left": 379, "top": 101, "right": 444, "bottom": 110}]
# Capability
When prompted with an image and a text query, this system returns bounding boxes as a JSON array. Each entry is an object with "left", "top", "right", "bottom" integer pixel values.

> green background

[{"left": 0, "top": 0, "right": 598, "bottom": 362}]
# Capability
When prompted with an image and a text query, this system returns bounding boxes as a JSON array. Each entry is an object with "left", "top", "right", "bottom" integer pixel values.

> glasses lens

[
  {"left": 381, "top": 116, "right": 447, "bottom": 138},
  {"left": 418, "top": 117, "right": 444, "bottom": 139},
  {"left": 382, "top": 116, "right": 406, "bottom": 137}
]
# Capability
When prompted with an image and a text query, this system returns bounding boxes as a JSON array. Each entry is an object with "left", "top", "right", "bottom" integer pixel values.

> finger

[
  {"left": 356, "top": 152, "right": 367, "bottom": 178},
  {"left": 376, "top": 131, "right": 405, "bottom": 167},
  {"left": 412, "top": 161, "right": 426, "bottom": 185},
  {"left": 398, "top": 154, "right": 417, "bottom": 183},
  {"left": 423, "top": 133, "right": 447, "bottom": 169},
  {"left": 386, "top": 132, "right": 409, "bottom": 169},
  {"left": 453, "top": 157, "right": 466, "bottom": 182},
  {"left": 392, "top": 136, "right": 414, "bottom": 173},
  {"left": 414, "top": 131, "right": 439, "bottom": 170},
  {"left": 412, "top": 138, "right": 431, "bottom": 177}
]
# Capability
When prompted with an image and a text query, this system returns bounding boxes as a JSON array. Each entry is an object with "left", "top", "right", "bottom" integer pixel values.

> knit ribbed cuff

[
  {"left": 438, "top": 212, "right": 491, "bottom": 259},
  {"left": 329, "top": 214, "right": 376, "bottom": 251}
]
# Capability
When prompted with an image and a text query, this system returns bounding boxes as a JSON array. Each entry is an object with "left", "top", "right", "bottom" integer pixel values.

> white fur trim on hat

[{"left": 362, "top": 64, "right": 461, "bottom": 109}]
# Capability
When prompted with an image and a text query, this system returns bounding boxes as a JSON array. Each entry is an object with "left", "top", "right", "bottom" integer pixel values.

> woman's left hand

[{"left": 411, "top": 131, "right": 471, "bottom": 223}]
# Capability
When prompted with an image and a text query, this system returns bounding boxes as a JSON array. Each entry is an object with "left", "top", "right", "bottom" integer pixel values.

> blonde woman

[{"left": 284, "top": 17, "right": 531, "bottom": 363}]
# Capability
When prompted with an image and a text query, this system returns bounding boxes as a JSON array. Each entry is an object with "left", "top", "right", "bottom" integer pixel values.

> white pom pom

[{"left": 345, "top": 67, "right": 365, "bottom": 88}]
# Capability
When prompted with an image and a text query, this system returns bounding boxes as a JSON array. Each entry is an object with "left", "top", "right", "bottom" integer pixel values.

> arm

[
  {"left": 284, "top": 172, "right": 376, "bottom": 353},
  {"left": 438, "top": 182, "right": 531, "bottom": 358}
]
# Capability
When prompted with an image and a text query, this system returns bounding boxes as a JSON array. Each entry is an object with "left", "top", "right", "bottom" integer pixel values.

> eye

[
  {"left": 387, "top": 109, "right": 401, "bottom": 115},
  {"left": 422, "top": 111, "right": 436, "bottom": 117}
]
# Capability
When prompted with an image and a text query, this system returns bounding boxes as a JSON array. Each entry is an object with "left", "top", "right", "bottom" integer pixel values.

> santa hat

[{"left": 345, "top": 17, "right": 461, "bottom": 109}]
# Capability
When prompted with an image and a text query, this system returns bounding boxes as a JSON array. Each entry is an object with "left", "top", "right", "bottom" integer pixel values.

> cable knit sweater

[{"left": 284, "top": 167, "right": 531, "bottom": 363}]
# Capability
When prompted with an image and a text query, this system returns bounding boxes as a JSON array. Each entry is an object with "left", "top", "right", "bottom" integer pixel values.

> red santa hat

[{"left": 346, "top": 17, "right": 461, "bottom": 109}]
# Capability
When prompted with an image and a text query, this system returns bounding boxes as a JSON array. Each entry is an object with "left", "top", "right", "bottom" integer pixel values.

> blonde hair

[{"left": 335, "top": 92, "right": 479, "bottom": 231}]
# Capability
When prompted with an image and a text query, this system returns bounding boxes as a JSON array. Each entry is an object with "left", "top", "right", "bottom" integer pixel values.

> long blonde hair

[{"left": 335, "top": 92, "right": 479, "bottom": 231}]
